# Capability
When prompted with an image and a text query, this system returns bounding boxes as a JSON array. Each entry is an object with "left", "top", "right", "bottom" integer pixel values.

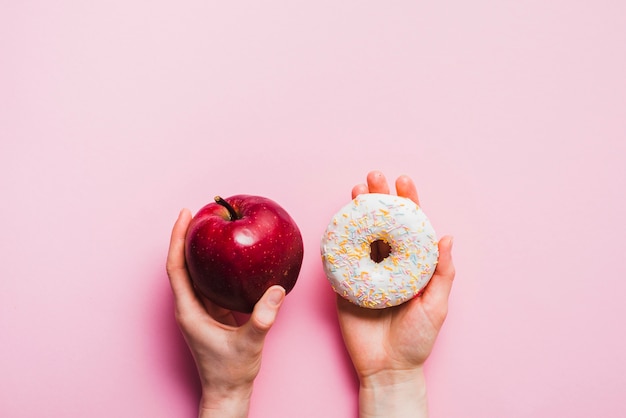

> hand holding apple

[
  {"left": 184, "top": 194, "right": 304, "bottom": 313},
  {"left": 167, "top": 209, "right": 287, "bottom": 418}
]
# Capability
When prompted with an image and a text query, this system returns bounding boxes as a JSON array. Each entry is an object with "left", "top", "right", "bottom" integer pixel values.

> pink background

[{"left": 1, "top": 1, "right": 625, "bottom": 417}]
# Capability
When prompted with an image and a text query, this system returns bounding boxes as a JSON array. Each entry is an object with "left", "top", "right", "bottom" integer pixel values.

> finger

[
  {"left": 243, "top": 285, "right": 285, "bottom": 342},
  {"left": 366, "top": 170, "right": 390, "bottom": 194},
  {"left": 351, "top": 183, "right": 368, "bottom": 199},
  {"left": 421, "top": 236, "right": 455, "bottom": 312},
  {"left": 166, "top": 209, "right": 201, "bottom": 311},
  {"left": 395, "top": 175, "right": 420, "bottom": 206}
]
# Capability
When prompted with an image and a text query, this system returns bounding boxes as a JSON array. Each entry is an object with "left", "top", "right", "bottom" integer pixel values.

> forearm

[
  {"left": 358, "top": 367, "right": 429, "bottom": 418},
  {"left": 198, "top": 385, "right": 253, "bottom": 418}
]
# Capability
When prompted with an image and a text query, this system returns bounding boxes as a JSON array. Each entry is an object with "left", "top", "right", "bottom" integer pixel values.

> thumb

[
  {"left": 415, "top": 236, "right": 455, "bottom": 330},
  {"left": 422, "top": 235, "right": 455, "bottom": 309},
  {"left": 244, "top": 285, "right": 286, "bottom": 342}
]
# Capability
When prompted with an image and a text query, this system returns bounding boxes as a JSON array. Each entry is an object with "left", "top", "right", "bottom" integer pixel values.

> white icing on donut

[{"left": 320, "top": 193, "right": 439, "bottom": 309}]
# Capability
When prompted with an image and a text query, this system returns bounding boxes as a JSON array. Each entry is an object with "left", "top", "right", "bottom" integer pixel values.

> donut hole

[{"left": 370, "top": 239, "right": 392, "bottom": 263}]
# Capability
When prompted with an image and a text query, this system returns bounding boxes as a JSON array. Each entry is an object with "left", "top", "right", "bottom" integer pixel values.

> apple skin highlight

[{"left": 185, "top": 195, "right": 304, "bottom": 313}]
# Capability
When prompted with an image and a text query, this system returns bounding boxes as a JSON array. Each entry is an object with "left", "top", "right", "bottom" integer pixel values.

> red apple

[{"left": 184, "top": 195, "right": 304, "bottom": 313}]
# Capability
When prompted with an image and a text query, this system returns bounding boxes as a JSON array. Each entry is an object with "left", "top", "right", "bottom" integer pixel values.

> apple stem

[{"left": 214, "top": 196, "right": 239, "bottom": 221}]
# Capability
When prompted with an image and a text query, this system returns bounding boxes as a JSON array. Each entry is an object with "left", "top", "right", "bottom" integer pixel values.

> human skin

[
  {"left": 166, "top": 208, "right": 285, "bottom": 418},
  {"left": 337, "top": 171, "right": 456, "bottom": 418}
]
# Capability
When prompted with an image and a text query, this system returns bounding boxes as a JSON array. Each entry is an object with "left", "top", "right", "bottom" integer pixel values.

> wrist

[
  {"left": 199, "top": 383, "right": 253, "bottom": 418},
  {"left": 359, "top": 367, "right": 429, "bottom": 418}
]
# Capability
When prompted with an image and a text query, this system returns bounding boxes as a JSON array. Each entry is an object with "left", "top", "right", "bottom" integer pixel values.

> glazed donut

[{"left": 320, "top": 193, "right": 439, "bottom": 309}]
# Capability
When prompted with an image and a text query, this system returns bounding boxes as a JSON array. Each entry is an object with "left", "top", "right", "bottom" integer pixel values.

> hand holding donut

[
  {"left": 166, "top": 209, "right": 286, "bottom": 418},
  {"left": 336, "top": 171, "right": 455, "bottom": 418}
]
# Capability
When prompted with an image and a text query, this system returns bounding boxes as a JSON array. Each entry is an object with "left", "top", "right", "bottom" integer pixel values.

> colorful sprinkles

[{"left": 320, "top": 193, "right": 439, "bottom": 309}]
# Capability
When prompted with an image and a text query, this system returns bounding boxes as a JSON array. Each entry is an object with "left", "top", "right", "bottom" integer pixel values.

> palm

[{"left": 337, "top": 272, "right": 445, "bottom": 379}]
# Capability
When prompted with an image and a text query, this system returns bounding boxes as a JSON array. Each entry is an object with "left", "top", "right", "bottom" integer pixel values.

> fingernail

[{"left": 267, "top": 287, "right": 285, "bottom": 306}]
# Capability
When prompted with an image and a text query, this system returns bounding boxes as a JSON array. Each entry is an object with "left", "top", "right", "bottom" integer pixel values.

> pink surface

[{"left": 1, "top": 1, "right": 625, "bottom": 417}]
